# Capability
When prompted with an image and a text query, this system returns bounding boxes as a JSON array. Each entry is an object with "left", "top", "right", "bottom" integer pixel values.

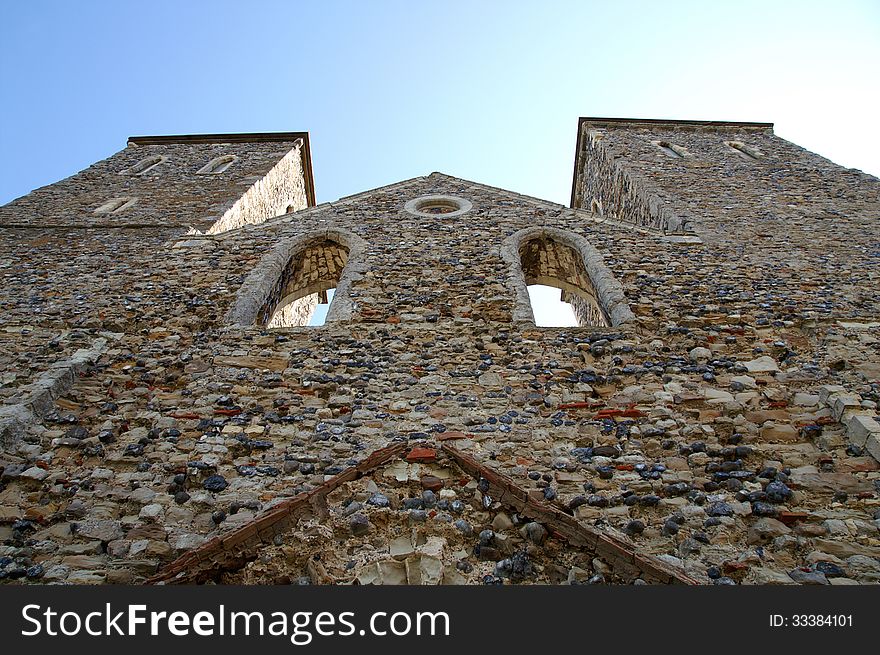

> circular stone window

[{"left": 404, "top": 195, "right": 473, "bottom": 218}]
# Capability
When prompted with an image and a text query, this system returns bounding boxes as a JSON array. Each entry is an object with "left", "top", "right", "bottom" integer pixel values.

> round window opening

[
  {"left": 418, "top": 199, "right": 459, "bottom": 214},
  {"left": 404, "top": 195, "right": 473, "bottom": 218}
]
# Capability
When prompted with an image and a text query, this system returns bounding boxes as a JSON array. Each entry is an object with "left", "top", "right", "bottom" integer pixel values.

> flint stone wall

[{"left": 0, "top": 127, "right": 878, "bottom": 586}]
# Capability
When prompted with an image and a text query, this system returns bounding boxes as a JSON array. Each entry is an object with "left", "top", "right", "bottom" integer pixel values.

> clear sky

[{"left": 2, "top": 0, "right": 879, "bottom": 210}]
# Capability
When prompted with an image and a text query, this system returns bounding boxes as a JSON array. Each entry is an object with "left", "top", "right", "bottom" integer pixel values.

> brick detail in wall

[{"left": 147, "top": 443, "right": 407, "bottom": 584}]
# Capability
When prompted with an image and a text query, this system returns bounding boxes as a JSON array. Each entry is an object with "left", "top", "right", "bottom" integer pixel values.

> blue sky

[{"left": 1, "top": 0, "right": 879, "bottom": 209}]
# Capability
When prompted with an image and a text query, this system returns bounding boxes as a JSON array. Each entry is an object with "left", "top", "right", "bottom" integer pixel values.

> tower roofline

[
  {"left": 569, "top": 117, "right": 774, "bottom": 207},
  {"left": 127, "top": 131, "right": 312, "bottom": 144},
  {"left": 575, "top": 116, "right": 774, "bottom": 130},
  {"left": 127, "top": 131, "right": 316, "bottom": 207}
]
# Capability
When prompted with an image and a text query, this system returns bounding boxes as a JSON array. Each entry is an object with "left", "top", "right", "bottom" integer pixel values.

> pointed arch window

[{"left": 197, "top": 155, "right": 237, "bottom": 175}]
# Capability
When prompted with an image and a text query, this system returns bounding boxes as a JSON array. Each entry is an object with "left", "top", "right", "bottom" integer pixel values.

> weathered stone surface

[
  {"left": 743, "top": 356, "right": 780, "bottom": 374},
  {"left": 76, "top": 520, "right": 124, "bottom": 543},
  {"left": 212, "top": 355, "right": 289, "bottom": 371},
  {"left": 847, "top": 415, "right": 880, "bottom": 447},
  {"left": 746, "top": 567, "right": 798, "bottom": 585},
  {"left": 788, "top": 467, "right": 873, "bottom": 494},
  {"left": 747, "top": 518, "right": 791, "bottom": 544},
  {"left": 759, "top": 423, "right": 799, "bottom": 443},
  {"left": 811, "top": 539, "right": 880, "bottom": 560}
]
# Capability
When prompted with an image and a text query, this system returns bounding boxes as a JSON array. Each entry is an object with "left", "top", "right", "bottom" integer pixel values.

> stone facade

[{"left": 0, "top": 121, "right": 878, "bottom": 586}]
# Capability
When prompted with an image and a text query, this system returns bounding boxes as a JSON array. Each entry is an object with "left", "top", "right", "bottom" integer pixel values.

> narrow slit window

[
  {"left": 197, "top": 155, "right": 237, "bottom": 175},
  {"left": 725, "top": 141, "right": 761, "bottom": 160},
  {"left": 94, "top": 197, "right": 138, "bottom": 214},
  {"left": 122, "top": 155, "right": 166, "bottom": 175},
  {"left": 654, "top": 141, "right": 686, "bottom": 159}
]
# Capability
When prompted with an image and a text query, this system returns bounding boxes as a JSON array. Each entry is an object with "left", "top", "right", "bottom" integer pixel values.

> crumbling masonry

[{"left": 1, "top": 118, "right": 879, "bottom": 585}]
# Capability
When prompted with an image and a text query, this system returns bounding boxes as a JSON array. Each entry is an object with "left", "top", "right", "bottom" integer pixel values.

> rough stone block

[
  {"left": 759, "top": 423, "right": 799, "bottom": 442},
  {"left": 865, "top": 435, "right": 880, "bottom": 463},
  {"left": 831, "top": 394, "right": 862, "bottom": 422},
  {"left": 744, "top": 356, "right": 780, "bottom": 373},
  {"left": 819, "top": 385, "right": 847, "bottom": 404},
  {"left": 0, "top": 406, "right": 32, "bottom": 450},
  {"left": 846, "top": 415, "right": 880, "bottom": 448}
]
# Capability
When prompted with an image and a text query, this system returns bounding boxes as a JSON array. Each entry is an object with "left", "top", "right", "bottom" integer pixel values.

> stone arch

[
  {"left": 501, "top": 227, "right": 634, "bottom": 327},
  {"left": 226, "top": 228, "right": 368, "bottom": 327}
]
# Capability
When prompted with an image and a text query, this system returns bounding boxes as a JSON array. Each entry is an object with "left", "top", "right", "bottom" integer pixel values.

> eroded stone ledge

[{"left": 0, "top": 336, "right": 113, "bottom": 449}]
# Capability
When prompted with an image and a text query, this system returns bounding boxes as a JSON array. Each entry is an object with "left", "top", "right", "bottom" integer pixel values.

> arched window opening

[
  {"left": 725, "top": 141, "right": 761, "bottom": 161},
  {"left": 519, "top": 236, "right": 610, "bottom": 327},
  {"left": 527, "top": 284, "right": 578, "bottom": 327},
  {"left": 122, "top": 155, "right": 166, "bottom": 175},
  {"left": 653, "top": 140, "right": 687, "bottom": 159},
  {"left": 260, "top": 239, "right": 350, "bottom": 328},
  {"left": 197, "top": 155, "right": 237, "bottom": 175},
  {"left": 227, "top": 228, "right": 367, "bottom": 328},
  {"left": 94, "top": 197, "right": 138, "bottom": 214},
  {"left": 308, "top": 288, "right": 335, "bottom": 326}
]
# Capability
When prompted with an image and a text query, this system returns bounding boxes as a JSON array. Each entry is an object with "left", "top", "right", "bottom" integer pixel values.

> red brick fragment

[
  {"left": 777, "top": 511, "right": 811, "bottom": 526},
  {"left": 406, "top": 447, "right": 437, "bottom": 463},
  {"left": 437, "top": 431, "right": 467, "bottom": 441},
  {"left": 722, "top": 561, "right": 750, "bottom": 573}
]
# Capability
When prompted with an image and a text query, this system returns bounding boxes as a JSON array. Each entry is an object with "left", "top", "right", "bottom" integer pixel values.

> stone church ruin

[{"left": 1, "top": 119, "right": 879, "bottom": 586}]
